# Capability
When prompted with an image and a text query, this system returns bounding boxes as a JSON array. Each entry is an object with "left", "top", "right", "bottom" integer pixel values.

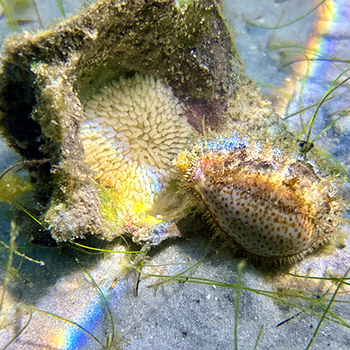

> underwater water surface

[{"left": 0, "top": 1, "right": 350, "bottom": 349}]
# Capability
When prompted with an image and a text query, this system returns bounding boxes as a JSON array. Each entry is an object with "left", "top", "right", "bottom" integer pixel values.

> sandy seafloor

[{"left": 1, "top": 0, "right": 350, "bottom": 349}]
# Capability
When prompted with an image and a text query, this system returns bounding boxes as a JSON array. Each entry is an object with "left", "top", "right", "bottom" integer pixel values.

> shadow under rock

[{"left": 1, "top": 222, "right": 123, "bottom": 307}]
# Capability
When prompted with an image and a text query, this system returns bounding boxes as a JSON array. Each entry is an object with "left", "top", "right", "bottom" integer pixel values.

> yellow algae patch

[
  {"left": 99, "top": 186, "right": 162, "bottom": 233},
  {"left": 0, "top": 172, "right": 32, "bottom": 204},
  {"left": 173, "top": 150, "right": 192, "bottom": 174}
]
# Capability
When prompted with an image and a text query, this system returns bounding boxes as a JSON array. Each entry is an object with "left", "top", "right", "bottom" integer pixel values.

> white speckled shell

[
  {"left": 175, "top": 135, "right": 343, "bottom": 261},
  {"left": 198, "top": 183, "right": 315, "bottom": 257}
]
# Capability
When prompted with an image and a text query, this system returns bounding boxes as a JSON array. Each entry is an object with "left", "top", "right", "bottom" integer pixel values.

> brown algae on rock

[
  {"left": 0, "top": 0, "right": 250, "bottom": 244},
  {"left": 174, "top": 134, "right": 348, "bottom": 264}
]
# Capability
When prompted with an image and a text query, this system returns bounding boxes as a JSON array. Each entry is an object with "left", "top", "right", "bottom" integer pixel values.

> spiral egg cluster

[{"left": 80, "top": 74, "right": 195, "bottom": 203}]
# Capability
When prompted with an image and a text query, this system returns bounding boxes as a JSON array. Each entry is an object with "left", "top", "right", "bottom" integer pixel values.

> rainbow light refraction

[
  {"left": 276, "top": 0, "right": 350, "bottom": 118},
  {"left": 47, "top": 282, "right": 126, "bottom": 349}
]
